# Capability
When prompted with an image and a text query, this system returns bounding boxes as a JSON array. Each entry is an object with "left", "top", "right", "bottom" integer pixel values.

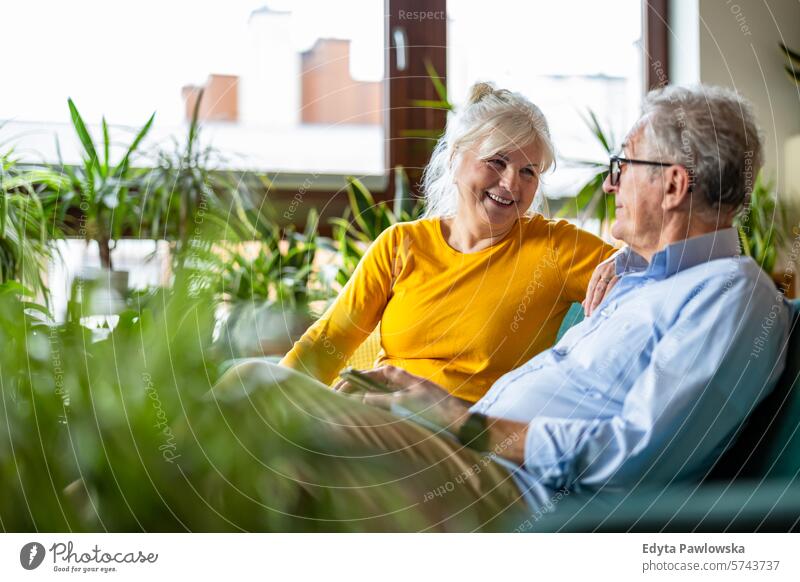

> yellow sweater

[{"left": 281, "top": 216, "right": 614, "bottom": 402}]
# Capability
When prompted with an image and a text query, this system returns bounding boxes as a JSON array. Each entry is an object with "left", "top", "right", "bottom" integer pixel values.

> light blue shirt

[{"left": 471, "top": 228, "right": 791, "bottom": 512}]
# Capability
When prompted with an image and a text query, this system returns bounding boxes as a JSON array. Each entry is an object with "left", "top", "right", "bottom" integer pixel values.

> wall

[{"left": 669, "top": 0, "right": 800, "bottom": 198}]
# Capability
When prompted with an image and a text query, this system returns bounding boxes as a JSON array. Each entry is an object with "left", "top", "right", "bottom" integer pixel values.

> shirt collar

[{"left": 615, "top": 227, "right": 741, "bottom": 278}]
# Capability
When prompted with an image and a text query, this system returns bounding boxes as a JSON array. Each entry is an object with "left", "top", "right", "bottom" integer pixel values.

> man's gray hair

[{"left": 639, "top": 84, "right": 763, "bottom": 213}]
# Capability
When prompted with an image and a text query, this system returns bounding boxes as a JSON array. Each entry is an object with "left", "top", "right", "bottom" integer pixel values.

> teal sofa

[{"left": 538, "top": 299, "right": 800, "bottom": 532}]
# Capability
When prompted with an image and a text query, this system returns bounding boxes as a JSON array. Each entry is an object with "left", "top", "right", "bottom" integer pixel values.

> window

[
  {"left": 2, "top": 0, "right": 386, "bottom": 176},
  {"left": 447, "top": 0, "right": 644, "bottom": 200}
]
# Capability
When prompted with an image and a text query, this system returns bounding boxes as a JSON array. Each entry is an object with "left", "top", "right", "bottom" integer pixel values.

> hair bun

[{"left": 467, "top": 82, "right": 495, "bottom": 105}]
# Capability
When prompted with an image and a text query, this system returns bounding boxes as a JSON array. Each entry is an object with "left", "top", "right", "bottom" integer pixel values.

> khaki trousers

[{"left": 215, "top": 360, "right": 532, "bottom": 532}]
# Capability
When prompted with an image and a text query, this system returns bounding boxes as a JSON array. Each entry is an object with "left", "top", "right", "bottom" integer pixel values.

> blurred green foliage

[
  {"left": 0, "top": 270, "right": 487, "bottom": 531},
  {"left": 331, "top": 169, "right": 423, "bottom": 286},
  {"left": 0, "top": 145, "right": 58, "bottom": 300},
  {"left": 780, "top": 43, "right": 800, "bottom": 85},
  {"left": 735, "top": 173, "right": 791, "bottom": 274},
  {"left": 556, "top": 109, "right": 617, "bottom": 231}
]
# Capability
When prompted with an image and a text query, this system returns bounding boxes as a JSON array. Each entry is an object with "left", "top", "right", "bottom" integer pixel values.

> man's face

[{"left": 604, "top": 126, "right": 666, "bottom": 256}]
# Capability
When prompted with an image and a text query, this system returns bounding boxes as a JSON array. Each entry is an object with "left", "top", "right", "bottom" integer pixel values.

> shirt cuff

[{"left": 523, "top": 417, "right": 576, "bottom": 489}]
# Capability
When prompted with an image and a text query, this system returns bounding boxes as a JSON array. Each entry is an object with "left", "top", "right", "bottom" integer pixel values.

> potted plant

[
  {"left": 198, "top": 207, "right": 332, "bottom": 358},
  {"left": 0, "top": 135, "right": 68, "bottom": 302},
  {"left": 0, "top": 272, "right": 456, "bottom": 532},
  {"left": 145, "top": 89, "right": 257, "bottom": 255},
  {"left": 331, "top": 168, "right": 423, "bottom": 285},
  {"left": 56, "top": 99, "right": 155, "bottom": 314}
]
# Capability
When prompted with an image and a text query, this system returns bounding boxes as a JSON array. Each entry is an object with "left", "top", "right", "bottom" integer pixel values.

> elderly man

[{"left": 220, "top": 85, "right": 791, "bottom": 531}]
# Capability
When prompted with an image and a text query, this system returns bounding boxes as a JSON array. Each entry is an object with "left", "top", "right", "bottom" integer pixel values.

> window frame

[
  {"left": 197, "top": 0, "right": 665, "bottom": 231},
  {"left": 644, "top": 0, "right": 670, "bottom": 90},
  {"left": 267, "top": 0, "right": 447, "bottom": 232}
]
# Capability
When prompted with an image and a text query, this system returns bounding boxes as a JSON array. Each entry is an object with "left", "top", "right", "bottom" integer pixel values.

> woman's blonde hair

[{"left": 421, "top": 82, "right": 555, "bottom": 217}]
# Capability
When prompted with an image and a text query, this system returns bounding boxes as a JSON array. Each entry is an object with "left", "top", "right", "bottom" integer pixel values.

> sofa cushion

[
  {"left": 556, "top": 302, "right": 585, "bottom": 342},
  {"left": 710, "top": 299, "right": 800, "bottom": 480}
]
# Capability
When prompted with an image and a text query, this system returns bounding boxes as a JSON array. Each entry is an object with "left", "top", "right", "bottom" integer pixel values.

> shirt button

[{"left": 599, "top": 303, "right": 617, "bottom": 318}]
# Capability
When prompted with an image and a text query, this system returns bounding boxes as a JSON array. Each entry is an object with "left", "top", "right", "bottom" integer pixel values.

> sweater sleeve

[
  {"left": 548, "top": 219, "right": 617, "bottom": 303},
  {"left": 279, "top": 225, "right": 398, "bottom": 384}
]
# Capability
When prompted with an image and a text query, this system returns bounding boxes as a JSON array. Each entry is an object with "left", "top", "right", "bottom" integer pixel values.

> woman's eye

[
  {"left": 522, "top": 168, "right": 536, "bottom": 177},
  {"left": 487, "top": 158, "right": 505, "bottom": 169}
]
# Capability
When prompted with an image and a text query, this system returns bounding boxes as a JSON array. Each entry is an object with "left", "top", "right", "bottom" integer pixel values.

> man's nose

[{"left": 602, "top": 172, "right": 616, "bottom": 194}]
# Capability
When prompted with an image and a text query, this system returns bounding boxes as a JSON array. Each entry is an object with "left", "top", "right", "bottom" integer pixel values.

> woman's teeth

[{"left": 486, "top": 192, "right": 513, "bottom": 206}]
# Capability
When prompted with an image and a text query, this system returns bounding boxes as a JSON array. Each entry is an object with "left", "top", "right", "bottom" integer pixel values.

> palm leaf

[
  {"left": 0, "top": 181, "right": 7, "bottom": 238},
  {"left": 580, "top": 109, "right": 614, "bottom": 153},
  {"left": 784, "top": 65, "right": 800, "bottom": 84},
  {"left": 779, "top": 43, "right": 800, "bottom": 66},
  {"left": 557, "top": 172, "right": 604, "bottom": 218},
  {"left": 113, "top": 112, "right": 156, "bottom": 179},
  {"left": 409, "top": 99, "right": 451, "bottom": 109},
  {"left": 423, "top": 59, "right": 449, "bottom": 106},
  {"left": 101, "top": 117, "right": 110, "bottom": 178},
  {"left": 345, "top": 177, "right": 376, "bottom": 235},
  {"left": 67, "top": 98, "right": 100, "bottom": 171}
]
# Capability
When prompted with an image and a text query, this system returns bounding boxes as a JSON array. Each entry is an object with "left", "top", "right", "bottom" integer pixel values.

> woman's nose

[{"left": 499, "top": 168, "right": 519, "bottom": 193}]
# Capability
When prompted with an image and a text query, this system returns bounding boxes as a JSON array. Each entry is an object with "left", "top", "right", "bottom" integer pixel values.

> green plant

[
  {"left": 219, "top": 208, "right": 329, "bottom": 306},
  {"left": 779, "top": 43, "right": 800, "bottom": 85},
  {"left": 331, "top": 169, "right": 423, "bottom": 285},
  {"left": 144, "top": 89, "right": 258, "bottom": 250},
  {"left": 0, "top": 143, "right": 61, "bottom": 299},
  {"left": 400, "top": 60, "right": 453, "bottom": 144},
  {"left": 0, "top": 253, "right": 457, "bottom": 531},
  {"left": 175, "top": 204, "right": 337, "bottom": 357},
  {"left": 56, "top": 98, "right": 155, "bottom": 270},
  {"left": 556, "top": 109, "right": 617, "bottom": 231},
  {"left": 735, "top": 172, "right": 789, "bottom": 274},
  {"left": 398, "top": 60, "right": 451, "bottom": 195}
]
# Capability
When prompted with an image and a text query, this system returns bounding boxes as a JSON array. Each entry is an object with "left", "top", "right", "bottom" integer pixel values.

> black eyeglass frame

[{"left": 608, "top": 155, "right": 679, "bottom": 187}]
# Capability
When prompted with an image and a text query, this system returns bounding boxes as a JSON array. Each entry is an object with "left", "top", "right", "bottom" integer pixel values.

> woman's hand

[
  {"left": 583, "top": 256, "right": 619, "bottom": 316},
  {"left": 334, "top": 366, "right": 471, "bottom": 431}
]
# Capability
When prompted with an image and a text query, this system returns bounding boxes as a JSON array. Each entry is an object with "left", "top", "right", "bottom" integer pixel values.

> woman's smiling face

[{"left": 453, "top": 141, "right": 543, "bottom": 234}]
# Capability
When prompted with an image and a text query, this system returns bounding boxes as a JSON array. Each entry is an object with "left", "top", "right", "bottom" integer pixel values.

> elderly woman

[{"left": 280, "top": 82, "right": 616, "bottom": 402}]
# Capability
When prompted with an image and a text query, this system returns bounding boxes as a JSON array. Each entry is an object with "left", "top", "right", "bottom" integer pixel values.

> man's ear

[{"left": 661, "top": 165, "right": 692, "bottom": 211}]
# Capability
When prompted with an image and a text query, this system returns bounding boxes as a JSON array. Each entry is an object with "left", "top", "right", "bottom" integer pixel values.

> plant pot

[
  {"left": 216, "top": 300, "right": 313, "bottom": 358},
  {"left": 70, "top": 267, "right": 129, "bottom": 316}
]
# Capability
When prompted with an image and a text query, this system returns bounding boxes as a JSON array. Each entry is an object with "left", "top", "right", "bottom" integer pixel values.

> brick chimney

[
  {"left": 301, "top": 38, "right": 382, "bottom": 125},
  {"left": 182, "top": 74, "right": 239, "bottom": 122}
]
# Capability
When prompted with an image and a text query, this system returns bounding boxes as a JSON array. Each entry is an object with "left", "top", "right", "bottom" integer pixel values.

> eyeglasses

[{"left": 608, "top": 155, "right": 677, "bottom": 187}]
